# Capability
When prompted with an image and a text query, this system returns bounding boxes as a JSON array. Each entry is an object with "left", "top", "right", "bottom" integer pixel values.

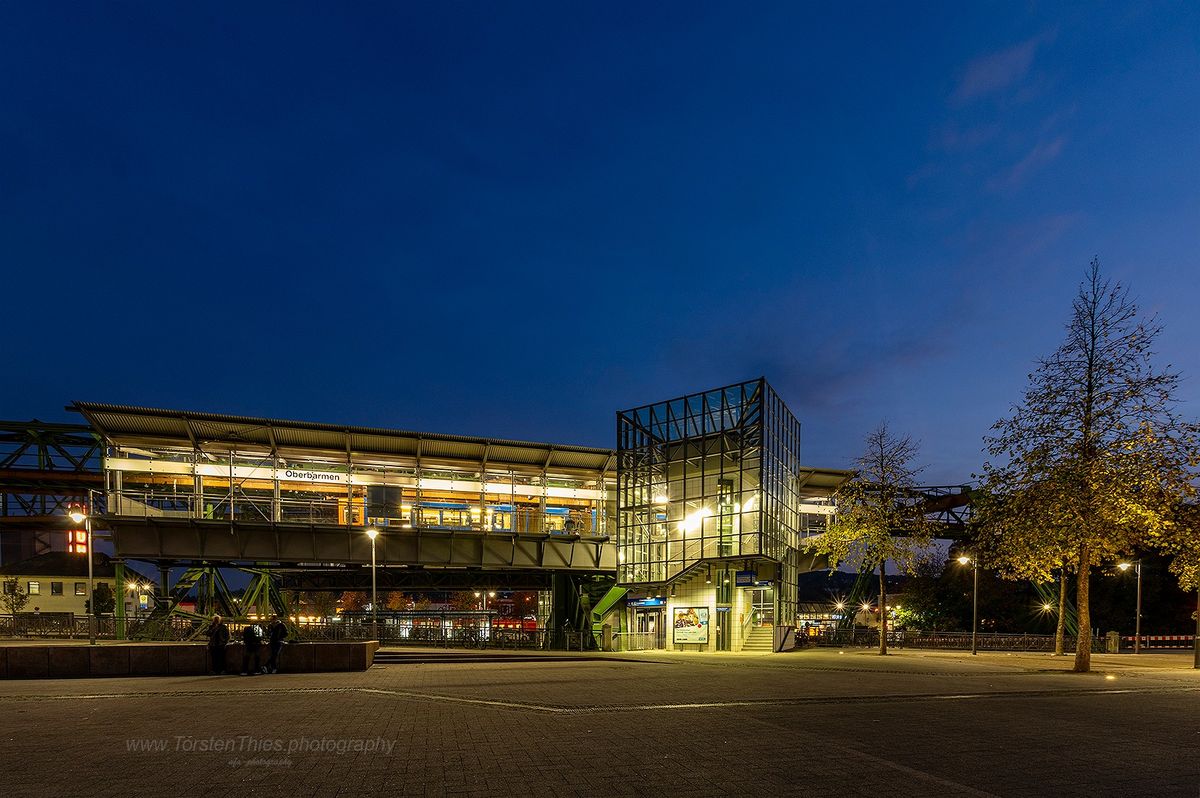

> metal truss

[
  {"left": 0, "top": 421, "right": 103, "bottom": 558},
  {"left": 134, "top": 565, "right": 296, "bottom": 640}
]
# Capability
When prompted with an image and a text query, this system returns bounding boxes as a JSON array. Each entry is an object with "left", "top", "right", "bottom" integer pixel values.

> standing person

[
  {"left": 266, "top": 615, "right": 288, "bottom": 674},
  {"left": 207, "top": 614, "right": 229, "bottom": 675},
  {"left": 241, "top": 621, "right": 264, "bottom": 675}
]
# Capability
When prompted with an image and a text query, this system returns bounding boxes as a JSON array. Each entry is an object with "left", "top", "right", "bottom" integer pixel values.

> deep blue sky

[{"left": 2, "top": 3, "right": 1198, "bottom": 483}]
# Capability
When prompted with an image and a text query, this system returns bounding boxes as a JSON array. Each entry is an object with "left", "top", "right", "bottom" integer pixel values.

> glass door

[{"left": 751, "top": 586, "right": 775, "bottom": 626}]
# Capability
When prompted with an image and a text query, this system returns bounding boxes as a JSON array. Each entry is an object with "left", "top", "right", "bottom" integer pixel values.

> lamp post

[
  {"left": 127, "top": 582, "right": 141, "bottom": 624},
  {"left": 958, "top": 555, "right": 979, "bottom": 655},
  {"left": 1117, "top": 561, "right": 1143, "bottom": 654},
  {"left": 68, "top": 491, "right": 96, "bottom": 645},
  {"left": 366, "top": 528, "right": 379, "bottom": 640}
]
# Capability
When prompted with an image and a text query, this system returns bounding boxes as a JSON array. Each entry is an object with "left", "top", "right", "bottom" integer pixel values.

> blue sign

[
  {"left": 629, "top": 597, "right": 666, "bottom": 608},
  {"left": 735, "top": 570, "right": 756, "bottom": 587}
]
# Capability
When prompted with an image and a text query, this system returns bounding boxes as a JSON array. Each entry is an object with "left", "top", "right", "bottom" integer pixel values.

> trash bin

[{"left": 601, "top": 623, "right": 612, "bottom": 652}]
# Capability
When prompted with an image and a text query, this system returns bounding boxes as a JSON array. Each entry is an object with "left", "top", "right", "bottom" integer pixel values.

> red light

[{"left": 68, "top": 530, "right": 88, "bottom": 554}]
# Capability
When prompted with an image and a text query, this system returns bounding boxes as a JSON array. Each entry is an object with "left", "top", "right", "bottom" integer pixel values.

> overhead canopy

[
  {"left": 70, "top": 402, "right": 616, "bottom": 473},
  {"left": 795, "top": 467, "right": 854, "bottom": 493}
]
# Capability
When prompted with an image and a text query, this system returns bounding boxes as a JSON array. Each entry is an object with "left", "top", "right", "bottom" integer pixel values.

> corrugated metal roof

[{"left": 71, "top": 402, "right": 615, "bottom": 473}]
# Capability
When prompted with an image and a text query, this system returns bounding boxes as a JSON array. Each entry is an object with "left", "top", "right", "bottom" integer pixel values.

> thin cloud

[
  {"left": 988, "top": 136, "right": 1066, "bottom": 192},
  {"left": 952, "top": 33, "right": 1051, "bottom": 104}
]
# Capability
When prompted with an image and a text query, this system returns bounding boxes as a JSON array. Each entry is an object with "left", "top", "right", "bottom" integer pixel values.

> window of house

[
  {"left": 51, "top": 582, "right": 63, "bottom": 596},
  {"left": 74, "top": 582, "right": 86, "bottom": 596},
  {"left": 27, "top": 581, "right": 40, "bottom": 595}
]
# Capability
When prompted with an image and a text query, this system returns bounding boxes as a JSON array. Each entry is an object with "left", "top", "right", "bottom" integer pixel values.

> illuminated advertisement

[{"left": 672, "top": 606, "right": 709, "bottom": 644}]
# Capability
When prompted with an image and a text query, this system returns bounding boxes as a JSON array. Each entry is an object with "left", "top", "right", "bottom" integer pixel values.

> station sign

[{"left": 735, "top": 570, "right": 757, "bottom": 587}]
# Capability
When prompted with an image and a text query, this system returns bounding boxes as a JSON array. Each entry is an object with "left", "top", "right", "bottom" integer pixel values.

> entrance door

[
  {"left": 715, "top": 607, "right": 731, "bottom": 651},
  {"left": 635, "top": 609, "right": 665, "bottom": 649},
  {"left": 751, "top": 586, "right": 775, "bottom": 626}
]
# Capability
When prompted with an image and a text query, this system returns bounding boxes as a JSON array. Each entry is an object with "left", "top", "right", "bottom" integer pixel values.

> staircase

[{"left": 740, "top": 626, "right": 774, "bottom": 653}]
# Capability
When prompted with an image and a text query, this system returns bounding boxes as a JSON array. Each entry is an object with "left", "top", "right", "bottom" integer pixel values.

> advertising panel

[{"left": 672, "top": 606, "right": 709, "bottom": 644}]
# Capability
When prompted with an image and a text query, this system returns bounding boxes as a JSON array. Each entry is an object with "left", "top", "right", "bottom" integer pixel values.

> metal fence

[
  {"left": 611, "top": 631, "right": 658, "bottom": 652},
  {"left": 813, "top": 628, "right": 1106, "bottom": 653},
  {"left": 0, "top": 614, "right": 583, "bottom": 649}
]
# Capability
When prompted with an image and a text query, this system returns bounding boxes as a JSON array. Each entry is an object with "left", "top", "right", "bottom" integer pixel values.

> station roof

[{"left": 69, "top": 402, "right": 616, "bottom": 473}]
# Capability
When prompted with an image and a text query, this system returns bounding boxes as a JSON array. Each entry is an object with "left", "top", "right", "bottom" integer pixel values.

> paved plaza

[{"left": 1, "top": 647, "right": 1199, "bottom": 797}]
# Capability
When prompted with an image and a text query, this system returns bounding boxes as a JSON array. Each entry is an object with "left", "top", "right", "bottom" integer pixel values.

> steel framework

[{"left": 0, "top": 420, "right": 103, "bottom": 561}]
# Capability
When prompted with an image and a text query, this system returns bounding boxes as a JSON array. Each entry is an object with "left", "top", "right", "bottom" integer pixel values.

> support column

[{"left": 115, "top": 561, "right": 126, "bottom": 640}]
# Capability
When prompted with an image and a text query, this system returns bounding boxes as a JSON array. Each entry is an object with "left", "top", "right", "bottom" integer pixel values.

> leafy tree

[
  {"left": 1156, "top": 505, "right": 1200, "bottom": 657},
  {"left": 982, "top": 260, "right": 1197, "bottom": 672},
  {"left": 889, "top": 556, "right": 966, "bottom": 631},
  {"left": 1, "top": 578, "right": 30, "bottom": 616},
  {"left": 804, "top": 423, "right": 934, "bottom": 654},
  {"left": 972, "top": 483, "right": 1075, "bottom": 654},
  {"left": 304, "top": 591, "right": 339, "bottom": 620},
  {"left": 412, "top": 595, "right": 433, "bottom": 612},
  {"left": 384, "top": 591, "right": 408, "bottom": 611},
  {"left": 448, "top": 591, "right": 478, "bottom": 611},
  {"left": 339, "top": 591, "right": 368, "bottom": 613},
  {"left": 88, "top": 582, "right": 116, "bottom": 615}
]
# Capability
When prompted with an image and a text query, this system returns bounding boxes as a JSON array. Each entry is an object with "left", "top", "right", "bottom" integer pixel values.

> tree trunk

[
  {"left": 878, "top": 561, "right": 888, "bottom": 656},
  {"left": 1054, "top": 568, "right": 1067, "bottom": 656},
  {"left": 1073, "top": 545, "right": 1092, "bottom": 672}
]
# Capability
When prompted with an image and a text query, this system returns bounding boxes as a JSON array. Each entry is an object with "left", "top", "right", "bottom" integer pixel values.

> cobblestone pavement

[{"left": 2, "top": 648, "right": 1199, "bottom": 797}]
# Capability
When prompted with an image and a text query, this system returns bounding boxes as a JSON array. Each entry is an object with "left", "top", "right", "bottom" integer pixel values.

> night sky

[{"left": 2, "top": 4, "right": 1198, "bottom": 484}]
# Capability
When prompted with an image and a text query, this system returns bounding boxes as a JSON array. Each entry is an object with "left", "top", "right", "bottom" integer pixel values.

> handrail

[{"left": 741, "top": 607, "right": 759, "bottom": 639}]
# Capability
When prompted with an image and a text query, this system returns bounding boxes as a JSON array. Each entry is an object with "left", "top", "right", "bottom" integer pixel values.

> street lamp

[
  {"left": 366, "top": 528, "right": 379, "bottom": 639},
  {"left": 127, "top": 581, "right": 142, "bottom": 623},
  {"left": 1118, "top": 561, "right": 1143, "bottom": 654},
  {"left": 68, "top": 492, "right": 96, "bottom": 645},
  {"left": 958, "top": 555, "right": 979, "bottom": 655}
]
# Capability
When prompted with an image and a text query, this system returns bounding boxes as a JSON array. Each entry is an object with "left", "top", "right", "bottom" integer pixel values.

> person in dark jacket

[
  {"left": 241, "top": 622, "right": 264, "bottom": 675},
  {"left": 266, "top": 615, "right": 288, "bottom": 674},
  {"left": 207, "top": 615, "right": 229, "bottom": 675}
]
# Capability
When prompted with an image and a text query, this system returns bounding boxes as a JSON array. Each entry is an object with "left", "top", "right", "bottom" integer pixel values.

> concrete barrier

[{"left": 0, "top": 641, "right": 378, "bottom": 679}]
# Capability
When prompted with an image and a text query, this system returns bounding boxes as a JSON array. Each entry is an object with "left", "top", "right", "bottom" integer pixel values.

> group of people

[{"left": 205, "top": 614, "right": 288, "bottom": 675}]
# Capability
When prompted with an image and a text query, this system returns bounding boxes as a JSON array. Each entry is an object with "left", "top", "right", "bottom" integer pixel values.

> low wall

[{"left": 0, "top": 641, "right": 379, "bottom": 679}]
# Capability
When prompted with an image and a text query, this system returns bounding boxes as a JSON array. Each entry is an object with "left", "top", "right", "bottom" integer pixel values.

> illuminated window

[
  {"left": 68, "top": 530, "right": 88, "bottom": 554},
  {"left": 74, "top": 582, "right": 86, "bottom": 596},
  {"left": 27, "top": 581, "right": 40, "bottom": 595}
]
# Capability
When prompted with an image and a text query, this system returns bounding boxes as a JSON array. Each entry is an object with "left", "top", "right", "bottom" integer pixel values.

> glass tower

[{"left": 616, "top": 378, "right": 805, "bottom": 625}]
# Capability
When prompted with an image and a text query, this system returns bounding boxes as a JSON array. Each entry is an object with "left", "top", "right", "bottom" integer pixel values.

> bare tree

[
  {"left": 805, "top": 423, "right": 934, "bottom": 655},
  {"left": 983, "top": 259, "right": 1196, "bottom": 672}
]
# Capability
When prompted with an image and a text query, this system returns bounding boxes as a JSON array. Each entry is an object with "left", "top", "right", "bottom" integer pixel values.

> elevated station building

[{"left": 2, "top": 378, "right": 848, "bottom": 652}]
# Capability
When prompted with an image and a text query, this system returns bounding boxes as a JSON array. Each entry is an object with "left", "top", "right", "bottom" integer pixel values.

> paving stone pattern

[{"left": 0, "top": 648, "right": 1197, "bottom": 797}]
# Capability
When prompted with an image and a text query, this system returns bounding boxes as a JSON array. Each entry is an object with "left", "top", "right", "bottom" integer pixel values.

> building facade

[{"left": 616, "top": 379, "right": 848, "bottom": 652}]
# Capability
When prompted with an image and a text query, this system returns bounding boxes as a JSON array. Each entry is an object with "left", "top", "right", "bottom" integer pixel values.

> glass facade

[
  {"left": 105, "top": 445, "right": 614, "bottom": 537},
  {"left": 617, "top": 378, "right": 807, "bottom": 626}
]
